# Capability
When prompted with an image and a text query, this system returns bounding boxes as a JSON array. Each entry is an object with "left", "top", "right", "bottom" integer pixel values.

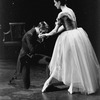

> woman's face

[{"left": 54, "top": 0, "right": 60, "bottom": 9}]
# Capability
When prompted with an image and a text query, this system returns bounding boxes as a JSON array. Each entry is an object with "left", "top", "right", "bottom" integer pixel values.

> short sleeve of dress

[
  {"left": 55, "top": 12, "right": 72, "bottom": 26},
  {"left": 55, "top": 8, "right": 76, "bottom": 26},
  {"left": 55, "top": 12, "right": 63, "bottom": 26},
  {"left": 59, "top": 12, "right": 73, "bottom": 20}
]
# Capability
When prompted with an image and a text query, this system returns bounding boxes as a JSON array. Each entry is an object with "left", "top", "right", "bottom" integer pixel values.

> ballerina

[{"left": 39, "top": 0, "right": 100, "bottom": 94}]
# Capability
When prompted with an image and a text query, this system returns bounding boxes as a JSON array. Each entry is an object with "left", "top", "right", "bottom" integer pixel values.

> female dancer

[{"left": 39, "top": 0, "right": 100, "bottom": 94}]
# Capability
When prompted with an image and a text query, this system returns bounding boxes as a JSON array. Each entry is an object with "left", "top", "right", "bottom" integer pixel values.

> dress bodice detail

[{"left": 56, "top": 7, "right": 77, "bottom": 31}]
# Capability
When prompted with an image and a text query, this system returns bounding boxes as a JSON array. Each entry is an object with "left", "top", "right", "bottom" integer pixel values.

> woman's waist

[
  {"left": 63, "top": 27, "right": 77, "bottom": 33},
  {"left": 61, "top": 27, "right": 83, "bottom": 35},
  {"left": 64, "top": 21, "right": 77, "bottom": 31}
]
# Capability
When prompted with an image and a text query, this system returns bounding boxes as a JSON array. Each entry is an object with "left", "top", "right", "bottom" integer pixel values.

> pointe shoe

[
  {"left": 42, "top": 79, "right": 50, "bottom": 92},
  {"left": 68, "top": 84, "right": 73, "bottom": 94},
  {"left": 68, "top": 88, "right": 73, "bottom": 94},
  {"left": 68, "top": 85, "right": 80, "bottom": 94},
  {"left": 42, "top": 83, "right": 49, "bottom": 92}
]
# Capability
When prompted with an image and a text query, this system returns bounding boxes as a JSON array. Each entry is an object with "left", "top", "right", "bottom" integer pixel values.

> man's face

[{"left": 39, "top": 27, "right": 48, "bottom": 34}]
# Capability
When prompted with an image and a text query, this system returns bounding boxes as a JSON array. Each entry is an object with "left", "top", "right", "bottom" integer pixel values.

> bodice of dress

[{"left": 56, "top": 7, "right": 77, "bottom": 31}]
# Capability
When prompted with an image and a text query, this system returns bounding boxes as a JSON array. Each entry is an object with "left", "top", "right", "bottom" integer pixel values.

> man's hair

[
  {"left": 38, "top": 21, "right": 49, "bottom": 28},
  {"left": 38, "top": 21, "right": 49, "bottom": 32}
]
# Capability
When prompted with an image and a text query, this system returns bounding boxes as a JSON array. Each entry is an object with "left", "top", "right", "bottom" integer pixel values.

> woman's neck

[{"left": 61, "top": 5, "right": 67, "bottom": 11}]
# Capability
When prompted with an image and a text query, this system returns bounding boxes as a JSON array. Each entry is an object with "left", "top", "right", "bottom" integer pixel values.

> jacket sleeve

[{"left": 26, "top": 32, "right": 34, "bottom": 53}]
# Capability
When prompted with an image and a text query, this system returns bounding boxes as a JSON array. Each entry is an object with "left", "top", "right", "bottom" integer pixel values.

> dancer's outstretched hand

[{"left": 38, "top": 34, "right": 47, "bottom": 38}]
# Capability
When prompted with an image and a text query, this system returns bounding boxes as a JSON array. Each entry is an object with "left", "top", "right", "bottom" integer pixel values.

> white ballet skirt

[{"left": 48, "top": 27, "right": 100, "bottom": 94}]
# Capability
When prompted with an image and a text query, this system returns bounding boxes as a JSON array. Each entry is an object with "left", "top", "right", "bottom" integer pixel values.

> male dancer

[{"left": 9, "top": 21, "right": 49, "bottom": 89}]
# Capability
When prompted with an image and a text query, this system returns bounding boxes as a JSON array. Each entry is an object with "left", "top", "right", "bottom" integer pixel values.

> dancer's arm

[
  {"left": 39, "top": 24, "right": 64, "bottom": 38},
  {"left": 46, "top": 23, "right": 64, "bottom": 36}
]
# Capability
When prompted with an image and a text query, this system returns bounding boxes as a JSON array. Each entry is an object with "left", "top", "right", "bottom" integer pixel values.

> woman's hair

[{"left": 55, "top": 0, "right": 67, "bottom": 6}]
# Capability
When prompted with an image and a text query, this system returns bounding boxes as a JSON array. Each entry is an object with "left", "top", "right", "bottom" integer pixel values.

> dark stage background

[{"left": 0, "top": 0, "right": 100, "bottom": 62}]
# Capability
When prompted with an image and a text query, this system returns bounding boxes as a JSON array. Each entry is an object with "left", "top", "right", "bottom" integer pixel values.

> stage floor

[{"left": 0, "top": 59, "right": 100, "bottom": 100}]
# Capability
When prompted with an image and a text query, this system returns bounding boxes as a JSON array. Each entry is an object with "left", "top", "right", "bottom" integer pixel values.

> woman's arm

[
  {"left": 57, "top": 25, "right": 64, "bottom": 34},
  {"left": 45, "top": 24, "right": 64, "bottom": 37}
]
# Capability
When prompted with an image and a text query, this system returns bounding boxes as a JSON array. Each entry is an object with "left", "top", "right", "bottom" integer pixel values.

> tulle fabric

[{"left": 48, "top": 27, "right": 100, "bottom": 94}]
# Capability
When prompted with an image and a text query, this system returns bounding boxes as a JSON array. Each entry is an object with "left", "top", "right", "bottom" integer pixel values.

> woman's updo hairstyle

[{"left": 55, "top": 0, "right": 67, "bottom": 6}]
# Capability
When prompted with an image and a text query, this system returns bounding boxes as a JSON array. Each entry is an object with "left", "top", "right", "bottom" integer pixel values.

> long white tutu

[{"left": 48, "top": 27, "right": 100, "bottom": 94}]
